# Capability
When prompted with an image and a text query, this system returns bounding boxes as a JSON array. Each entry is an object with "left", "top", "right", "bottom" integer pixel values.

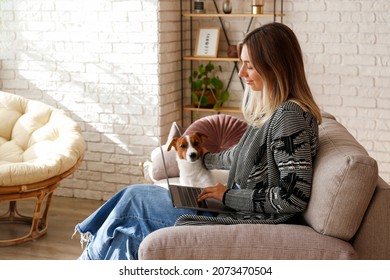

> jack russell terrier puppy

[{"left": 167, "top": 132, "right": 216, "bottom": 188}]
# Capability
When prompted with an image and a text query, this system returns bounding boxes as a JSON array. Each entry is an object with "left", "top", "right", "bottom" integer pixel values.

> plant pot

[{"left": 193, "top": 90, "right": 217, "bottom": 108}]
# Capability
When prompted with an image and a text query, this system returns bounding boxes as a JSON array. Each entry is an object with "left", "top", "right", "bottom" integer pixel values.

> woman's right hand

[{"left": 198, "top": 183, "right": 229, "bottom": 203}]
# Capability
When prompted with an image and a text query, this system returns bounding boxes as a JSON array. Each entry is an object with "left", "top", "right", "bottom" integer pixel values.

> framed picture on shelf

[{"left": 194, "top": 27, "right": 220, "bottom": 57}]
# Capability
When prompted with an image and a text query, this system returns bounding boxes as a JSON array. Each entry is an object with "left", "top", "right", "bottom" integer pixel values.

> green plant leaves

[
  {"left": 188, "top": 61, "right": 230, "bottom": 108},
  {"left": 220, "top": 90, "right": 229, "bottom": 102}
]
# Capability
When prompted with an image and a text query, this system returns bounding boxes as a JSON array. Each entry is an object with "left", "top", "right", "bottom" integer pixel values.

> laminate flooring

[{"left": 0, "top": 196, "right": 103, "bottom": 260}]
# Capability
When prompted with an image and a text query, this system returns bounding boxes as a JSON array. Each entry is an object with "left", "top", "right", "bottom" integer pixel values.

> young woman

[{"left": 76, "top": 22, "right": 322, "bottom": 260}]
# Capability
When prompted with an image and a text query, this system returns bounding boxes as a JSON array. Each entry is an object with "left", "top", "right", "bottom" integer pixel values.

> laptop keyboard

[{"left": 178, "top": 187, "right": 207, "bottom": 208}]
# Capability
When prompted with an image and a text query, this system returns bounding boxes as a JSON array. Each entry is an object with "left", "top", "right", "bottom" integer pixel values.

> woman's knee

[
  {"left": 117, "top": 184, "right": 169, "bottom": 209},
  {"left": 124, "top": 184, "right": 168, "bottom": 198}
]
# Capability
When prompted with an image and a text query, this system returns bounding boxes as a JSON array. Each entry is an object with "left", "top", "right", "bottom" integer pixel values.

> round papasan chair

[{"left": 0, "top": 91, "right": 85, "bottom": 246}]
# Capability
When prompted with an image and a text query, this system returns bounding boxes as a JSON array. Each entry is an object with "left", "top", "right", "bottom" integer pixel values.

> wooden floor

[{"left": 0, "top": 196, "right": 103, "bottom": 260}]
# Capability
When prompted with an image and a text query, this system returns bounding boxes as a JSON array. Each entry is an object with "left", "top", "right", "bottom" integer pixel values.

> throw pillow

[{"left": 149, "top": 122, "right": 184, "bottom": 181}]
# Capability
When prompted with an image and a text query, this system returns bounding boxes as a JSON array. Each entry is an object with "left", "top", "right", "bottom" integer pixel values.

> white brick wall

[
  {"left": 0, "top": 0, "right": 389, "bottom": 201},
  {"left": 0, "top": 0, "right": 166, "bottom": 200},
  {"left": 286, "top": 0, "right": 390, "bottom": 183}
]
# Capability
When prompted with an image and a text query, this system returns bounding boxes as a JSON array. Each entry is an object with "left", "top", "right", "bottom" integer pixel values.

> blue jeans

[{"left": 75, "top": 184, "right": 214, "bottom": 260}]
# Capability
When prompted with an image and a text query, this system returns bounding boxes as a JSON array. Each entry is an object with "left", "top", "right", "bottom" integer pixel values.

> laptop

[{"left": 159, "top": 145, "right": 235, "bottom": 214}]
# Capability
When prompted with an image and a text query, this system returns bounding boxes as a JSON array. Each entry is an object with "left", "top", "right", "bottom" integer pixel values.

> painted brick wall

[
  {"left": 0, "top": 0, "right": 389, "bottom": 201},
  {"left": 0, "top": 0, "right": 170, "bottom": 200},
  {"left": 286, "top": 0, "right": 390, "bottom": 183},
  {"left": 183, "top": 0, "right": 390, "bottom": 184}
]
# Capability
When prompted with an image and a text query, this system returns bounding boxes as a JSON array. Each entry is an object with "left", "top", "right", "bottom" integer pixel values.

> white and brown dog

[{"left": 167, "top": 132, "right": 216, "bottom": 188}]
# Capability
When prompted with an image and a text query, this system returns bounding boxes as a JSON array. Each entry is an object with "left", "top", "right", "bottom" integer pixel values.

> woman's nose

[{"left": 238, "top": 65, "right": 246, "bottom": 78}]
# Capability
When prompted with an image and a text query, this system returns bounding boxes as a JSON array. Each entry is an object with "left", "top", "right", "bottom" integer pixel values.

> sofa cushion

[
  {"left": 302, "top": 112, "right": 378, "bottom": 241},
  {"left": 352, "top": 177, "right": 390, "bottom": 259},
  {"left": 185, "top": 114, "right": 248, "bottom": 153},
  {"left": 0, "top": 91, "right": 85, "bottom": 186},
  {"left": 148, "top": 122, "right": 184, "bottom": 181},
  {"left": 139, "top": 224, "right": 358, "bottom": 260}
]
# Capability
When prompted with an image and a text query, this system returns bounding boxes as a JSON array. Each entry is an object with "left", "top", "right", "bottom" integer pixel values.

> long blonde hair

[{"left": 239, "top": 23, "right": 322, "bottom": 127}]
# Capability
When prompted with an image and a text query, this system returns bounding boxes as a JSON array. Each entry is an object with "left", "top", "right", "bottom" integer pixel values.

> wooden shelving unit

[
  {"left": 183, "top": 56, "right": 239, "bottom": 62},
  {"left": 180, "top": 0, "right": 285, "bottom": 124},
  {"left": 182, "top": 12, "right": 284, "bottom": 18},
  {"left": 183, "top": 105, "right": 241, "bottom": 114}
]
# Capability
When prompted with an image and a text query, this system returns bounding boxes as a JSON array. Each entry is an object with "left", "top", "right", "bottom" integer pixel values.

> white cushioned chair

[
  {"left": 0, "top": 91, "right": 85, "bottom": 246},
  {"left": 140, "top": 113, "right": 390, "bottom": 260}
]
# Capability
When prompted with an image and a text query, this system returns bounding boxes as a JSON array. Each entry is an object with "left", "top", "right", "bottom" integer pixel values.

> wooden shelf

[
  {"left": 183, "top": 105, "right": 241, "bottom": 114},
  {"left": 182, "top": 13, "right": 284, "bottom": 18},
  {"left": 181, "top": 0, "right": 284, "bottom": 124},
  {"left": 183, "top": 56, "right": 239, "bottom": 62}
]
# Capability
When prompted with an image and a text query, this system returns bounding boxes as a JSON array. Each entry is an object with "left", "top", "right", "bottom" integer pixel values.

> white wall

[
  {"left": 0, "top": 0, "right": 174, "bottom": 200},
  {"left": 0, "top": 0, "right": 388, "bottom": 200},
  {"left": 286, "top": 0, "right": 390, "bottom": 183}
]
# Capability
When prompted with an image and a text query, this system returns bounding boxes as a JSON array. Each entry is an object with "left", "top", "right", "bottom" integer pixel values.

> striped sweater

[{"left": 176, "top": 101, "right": 319, "bottom": 225}]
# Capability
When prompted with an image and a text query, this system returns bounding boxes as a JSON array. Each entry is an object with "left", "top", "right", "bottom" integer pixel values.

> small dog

[{"left": 167, "top": 132, "right": 216, "bottom": 188}]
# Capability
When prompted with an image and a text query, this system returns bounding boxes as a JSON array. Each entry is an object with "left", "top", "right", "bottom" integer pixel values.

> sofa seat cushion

[
  {"left": 0, "top": 91, "right": 85, "bottom": 186},
  {"left": 303, "top": 112, "right": 378, "bottom": 241},
  {"left": 139, "top": 224, "right": 358, "bottom": 260}
]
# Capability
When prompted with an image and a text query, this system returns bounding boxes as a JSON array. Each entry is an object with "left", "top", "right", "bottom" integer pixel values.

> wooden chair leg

[{"left": 0, "top": 184, "right": 57, "bottom": 246}]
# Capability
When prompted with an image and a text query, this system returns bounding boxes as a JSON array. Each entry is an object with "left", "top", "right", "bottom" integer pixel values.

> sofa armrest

[
  {"left": 352, "top": 176, "right": 390, "bottom": 259},
  {"left": 138, "top": 224, "right": 357, "bottom": 260}
]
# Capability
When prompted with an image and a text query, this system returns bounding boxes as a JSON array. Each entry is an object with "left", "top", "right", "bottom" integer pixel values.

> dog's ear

[
  {"left": 167, "top": 138, "right": 178, "bottom": 151},
  {"left": 194, "top": 132, "right": 208, "bottom": 142}
]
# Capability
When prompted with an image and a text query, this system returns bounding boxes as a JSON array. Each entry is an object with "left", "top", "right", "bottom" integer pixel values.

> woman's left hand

[{"left": 198, "top": 183, "right": 229, "bottom": 202}]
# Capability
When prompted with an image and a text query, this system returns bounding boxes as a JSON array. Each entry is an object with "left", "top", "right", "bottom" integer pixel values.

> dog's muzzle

[{"left": 189, "top": 152, "right": 199, "bottom": 162}]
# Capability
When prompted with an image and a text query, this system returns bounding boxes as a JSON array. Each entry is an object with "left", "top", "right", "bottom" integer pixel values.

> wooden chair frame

[{"left": 0, "top": 155, "right": 83, "bottom": 246}]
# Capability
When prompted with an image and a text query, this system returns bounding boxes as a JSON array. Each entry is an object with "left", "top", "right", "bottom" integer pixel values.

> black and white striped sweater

[{"left": 176, "top": 101, "right": 319, "bottom": 225}]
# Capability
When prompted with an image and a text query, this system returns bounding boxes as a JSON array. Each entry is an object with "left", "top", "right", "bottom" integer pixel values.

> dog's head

[{"left": 167, "top": 132, "right": 207, "bottom": 162}]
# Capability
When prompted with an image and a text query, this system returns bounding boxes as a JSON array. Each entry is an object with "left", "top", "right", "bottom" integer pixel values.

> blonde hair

[{"left": 239, "top": 23, "right": 322, "bottom": 127}]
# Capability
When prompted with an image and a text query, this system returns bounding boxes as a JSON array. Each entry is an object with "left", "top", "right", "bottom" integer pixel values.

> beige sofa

[{"left": 139, "top": 112, "right": 390, "bottom": 260}]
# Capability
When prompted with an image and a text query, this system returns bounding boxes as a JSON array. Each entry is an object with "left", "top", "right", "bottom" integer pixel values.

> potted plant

[{"left": 188, "top": 61, "right": 230, "bottom": 110}]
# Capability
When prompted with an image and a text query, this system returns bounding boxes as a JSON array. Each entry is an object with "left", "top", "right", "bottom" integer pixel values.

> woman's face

[{"left": 238, "top": 44, "right": 264, "bottom": 91}]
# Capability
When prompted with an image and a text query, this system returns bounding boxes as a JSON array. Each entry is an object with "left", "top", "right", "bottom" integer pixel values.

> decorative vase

[
  {"left": 194, "top": 0, "right": 204, "bottom": 14},
  {"left": 223, "top": 0, "right": 232, "bottom": 14},
  {"left": 252, "top": 0, "right": 264, "bottom": 14},
  {"left": 227, "top": 45, "right": 238, "bottom": 58},
  {"left": 193, "top": 90, "right": 217, "bottom": 108}
]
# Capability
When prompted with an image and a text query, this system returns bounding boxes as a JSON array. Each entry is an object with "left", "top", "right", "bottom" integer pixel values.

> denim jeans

[{"left": 75, "top": 184, "right": 214, "bottom": 260}]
